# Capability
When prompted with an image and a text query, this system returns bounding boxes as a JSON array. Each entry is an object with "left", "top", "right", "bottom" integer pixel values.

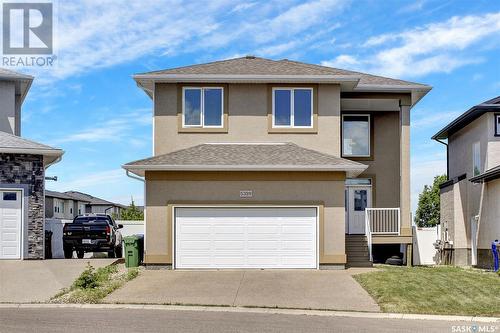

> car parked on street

[{"left": 62, "top": 214, "right": 123, "bottom": 259}]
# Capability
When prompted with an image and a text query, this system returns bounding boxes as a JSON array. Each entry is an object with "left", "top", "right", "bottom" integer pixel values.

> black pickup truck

[{"left": 62, "top": 214, "right": 123, "bottom": 259}]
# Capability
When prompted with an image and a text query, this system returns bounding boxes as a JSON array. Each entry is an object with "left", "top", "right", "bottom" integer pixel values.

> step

[{"left": 347, "top": 261, "right": 373, "bottom": 268}]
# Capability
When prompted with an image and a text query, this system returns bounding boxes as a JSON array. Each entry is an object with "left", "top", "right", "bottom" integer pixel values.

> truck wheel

[
  {"left": 76, "top": 250, "right": 85, "bottom": 259},
  {"left": 64, "top": 248, "right": 73, "bottom": 259},
  {"left": 108, "top": 250, "right": 115, "bottom": 258},
  {"left": 114, "top": 246, "right": 122, "bottom": 258}
]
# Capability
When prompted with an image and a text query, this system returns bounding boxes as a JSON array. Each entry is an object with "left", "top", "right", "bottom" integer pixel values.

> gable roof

[
  {"left": 0, "top": 131, "right": 63, "bottom": 166},
  {"left": 0, "top": 67, "right": 33, "bottom": 103},
  {"left": 123, "top": 142, "right": 367, "bottom": 177},
  {"left": 133, "top": 56, "right": 431, "bottom": 105},
  {"left": 432, "top": 96, "right": 500, "bottom": 140},
  {"left": 63, "top": 191, "right": 126, "bottom": 208}
]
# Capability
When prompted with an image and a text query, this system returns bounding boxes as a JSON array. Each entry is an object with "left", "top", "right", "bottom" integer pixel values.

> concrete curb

[{"left": 0, "top": 303, "right": 498, "bottom": 323}]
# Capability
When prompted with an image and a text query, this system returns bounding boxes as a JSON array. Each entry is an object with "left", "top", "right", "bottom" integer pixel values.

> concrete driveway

[
  {"left": 106, "top": 269, "right": 380, "bottom": 312},
  {"left": 0, "top": 259, "right": 117, "bottom": 303}
]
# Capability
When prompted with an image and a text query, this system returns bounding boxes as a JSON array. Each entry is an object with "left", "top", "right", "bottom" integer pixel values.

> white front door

[
  {"left": 175, "top": 207, "right": 317, "bottom": 269},
  {"left": 0, "top": 190, "right": 22, "bottom": 259},
  {"left": 346, "top": 187, "right": 372, "bottom": 234}
]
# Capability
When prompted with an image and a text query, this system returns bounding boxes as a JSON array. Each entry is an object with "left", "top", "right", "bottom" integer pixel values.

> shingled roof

[
  {"left": 123, "top": 143, "right": 367, "bottom": 177},
  {"left": 0, "top": 131, "right": 63, "bottom": 165}
]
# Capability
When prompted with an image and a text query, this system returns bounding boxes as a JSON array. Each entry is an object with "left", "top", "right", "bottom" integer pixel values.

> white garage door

[
  {"left": 175, "top": 207, "right": 317, "bottom": 269},
  {"left": 0, "top": 190, "right": 22, "bottom": 259}
]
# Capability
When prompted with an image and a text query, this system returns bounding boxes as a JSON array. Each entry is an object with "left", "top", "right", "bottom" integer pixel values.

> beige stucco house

[
  {"left": 433, "top": 96, "right": 500, "bottom": 268},
  {"left": 124, "top": 56, "right": 431, "bottom": 269}
]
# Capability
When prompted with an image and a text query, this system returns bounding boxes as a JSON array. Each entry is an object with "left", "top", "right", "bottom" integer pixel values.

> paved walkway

[
  {"left": 0, "top": 259, "right": 117, "bottom": 303},
  {"left": 106, "top": 269, "right": 380, "bottom": 312}
]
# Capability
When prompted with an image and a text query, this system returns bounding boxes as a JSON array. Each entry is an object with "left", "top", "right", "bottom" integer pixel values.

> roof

[
  {"left": 45, "top": 190, "right": 84, "bottom": 201},
  {"left": 0, "top": 68, "right": 33, "bottom": 103},
  {"left": 123, "top": 143, "right": 367, "bottom": 177},
  {"left": 133, "top": 56, "right": 431, "bottom": 105},
  {"left": 432, "top": 96, "right": 500, "bottom": 140},
  {"left": 470, "top": 165, "right": 500, "bottom": 183},
  {"left": 63, "top": 191, "right": 126, "bottom": 208},
  {"left": 0, "top": 131, "right": 63, "bottom": 166}
]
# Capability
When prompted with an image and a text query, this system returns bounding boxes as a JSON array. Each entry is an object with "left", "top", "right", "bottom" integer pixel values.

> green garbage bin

[{"left": 124, "top": 235, "right": 144, "bottom": 268}]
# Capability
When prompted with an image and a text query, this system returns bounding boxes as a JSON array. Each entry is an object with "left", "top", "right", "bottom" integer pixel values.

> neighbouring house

[
  {"left": 45, "top": 190, "right": 126, "bottom": 219},
  {"left": 124, "top": 56, "right": 431, "bottom": 269},
  {"left": 432, "top": 96, "right": 500, "bottom": 268},
  {"left": 0, "top": 69, "right": 63, "bottom": 260}
]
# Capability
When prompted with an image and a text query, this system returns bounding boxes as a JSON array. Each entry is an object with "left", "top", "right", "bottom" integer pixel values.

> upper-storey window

[
  {"left": 495, "top": 114, "right": 500, "bottom": 136},
  {"left": 342, "top": 114, "right": 370, "bottom": 157},
  {"left": 472, "top": 141, "right": 481, "bottom": 177},
  {"left": 272, "top": 88, "right": 313, "bottom": 128},
  {"left": 182, "top": 87, "right": 223, "bottom": 128}
]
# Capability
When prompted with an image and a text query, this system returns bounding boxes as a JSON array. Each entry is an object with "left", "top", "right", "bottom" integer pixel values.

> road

[{"left": 0, "top": 307, "right": 480, "bottom": 333}]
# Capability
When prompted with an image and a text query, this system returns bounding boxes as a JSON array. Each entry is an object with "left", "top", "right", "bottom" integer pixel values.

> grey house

[
  {"left": 433, "top": 96, "right": 500, "bottom": 268},
  {"left": 0, "top": 69, "right": 63, "bottom": 260}
]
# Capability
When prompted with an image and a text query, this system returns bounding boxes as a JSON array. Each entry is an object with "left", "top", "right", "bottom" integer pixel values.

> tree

[
  {"left": 414, "top": 174, "right": 447, "bottom": 227},
  {"left": 120, "top": 199, "right": 144, "bottom": 221}
]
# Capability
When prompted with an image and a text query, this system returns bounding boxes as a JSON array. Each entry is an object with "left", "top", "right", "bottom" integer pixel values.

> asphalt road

[{"left": 0, "top": 308, "right": 480, "bottom": 333}]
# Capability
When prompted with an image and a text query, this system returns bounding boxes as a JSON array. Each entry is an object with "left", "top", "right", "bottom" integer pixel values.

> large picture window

[
  {"left": 342, "top": 114, "right": 370, "bottom": 157},
  {"left": 472, "top": 141, "right": 481, "bottom": 177},
  {"left": 182, "top": 87, "right": 223, "bottom": 128},
  {"left": 272, "top": 88, "right": 313, "bottom": 128}
]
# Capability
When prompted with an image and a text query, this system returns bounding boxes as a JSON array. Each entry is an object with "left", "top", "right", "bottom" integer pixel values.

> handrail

[
  {"left": 365, "top": 210, "right": 373, "bottom": 262},
  {"left": 365, "top": 208, "right": 401, "bottom": 235}
]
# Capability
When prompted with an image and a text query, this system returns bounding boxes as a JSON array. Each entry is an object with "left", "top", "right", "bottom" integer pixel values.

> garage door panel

[
  {"left": 0, "top": 190, "right": 22, "bottom": 259},
  {"left": 175, "top": 207, "right": 317, "bottom": 269}
]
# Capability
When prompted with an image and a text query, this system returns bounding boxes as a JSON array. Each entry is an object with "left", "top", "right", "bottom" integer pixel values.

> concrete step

[{"left": 347, "top": 261, "right": 373, "bottom": 268}]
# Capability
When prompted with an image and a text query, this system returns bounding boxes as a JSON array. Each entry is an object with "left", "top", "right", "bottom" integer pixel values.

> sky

[{"left": 12, "top": 0, "right": 500, "bottom": 213}]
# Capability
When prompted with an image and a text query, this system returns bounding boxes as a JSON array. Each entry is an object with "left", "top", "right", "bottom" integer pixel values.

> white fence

[
  {"left": 412, "top": 225, "right": 441, "bottom": 265},
  {"left": 45, "top": 218, "right": 144, "bottom": 259}
]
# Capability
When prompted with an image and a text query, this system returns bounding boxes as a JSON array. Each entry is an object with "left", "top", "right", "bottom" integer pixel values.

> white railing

[
  {"left": 364, "top": 208, "right": 401, "bottom": 262},
  {"left": 365, "top": 208, "right": 401, "bottom": 235}
]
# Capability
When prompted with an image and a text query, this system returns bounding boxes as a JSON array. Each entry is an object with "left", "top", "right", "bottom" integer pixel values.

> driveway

[
  {"left": 0, "top": 259, "right": 117, "bottom": 303},
  {"left": 105, "top": 269, "right": 380, "bottom": 312}
]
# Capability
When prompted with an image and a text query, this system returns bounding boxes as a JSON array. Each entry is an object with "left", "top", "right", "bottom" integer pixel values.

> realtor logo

[{"left": 3, "top": 2, "right": 53, "bottom": 54}]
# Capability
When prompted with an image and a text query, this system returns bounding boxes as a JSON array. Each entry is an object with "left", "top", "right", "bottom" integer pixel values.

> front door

[{"left": 346, "top": 186, "right": 372, "bottom": 234}]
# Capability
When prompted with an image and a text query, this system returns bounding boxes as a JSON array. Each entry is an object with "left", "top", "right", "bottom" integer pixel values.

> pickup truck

[{"left": 62, "top": 214, "right": 123, "bottom": 259}]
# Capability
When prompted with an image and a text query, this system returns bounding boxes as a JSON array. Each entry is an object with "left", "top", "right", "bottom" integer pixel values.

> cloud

[
  {"left": 48, "top": 169, "right": 124, "bottom": 191},
  {"left": 411, "top": 156, "right": 447, "bottom": 214},
  {"left": 322, "top": 11, "right": 500, "bottom": 78},
  {"left": 411, "top": 110, "right": 462, "bottom": 129}
]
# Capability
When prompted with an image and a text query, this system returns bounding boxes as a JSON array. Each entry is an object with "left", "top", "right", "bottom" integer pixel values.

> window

[
  {"left": 272, "top": 88, "right": 313, "bottom": 128},
  {"left": 342, "top": 115, "right": 370, "bottom": 157},
  {"left": 495, "top": 114, "right": 500, "bottom": 136},
  {"left": 3, "top": 192, "right": 17, "bottom": 201},
  {"left": 345, "top": 178, "right": 372, "bottom": 186},
  {"left": 472, "top": 141, "right": 481, "bottom": 177},
  {"left": 182, "top": 87, "right": 223, "bottom": 128},
  {"left": 354, "top": 190, "right": 368, "bottom": 211}
]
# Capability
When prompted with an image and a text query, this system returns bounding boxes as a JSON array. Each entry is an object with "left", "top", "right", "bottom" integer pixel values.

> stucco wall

[
  {"left": 478, "top": 178, "right": 500, "bottom": 250},
  {"left": 0, "top": 81, "right": 16, "bottom": 135},
  {"left": 144, "top": 171, "right": 346, "bottom": 265}
]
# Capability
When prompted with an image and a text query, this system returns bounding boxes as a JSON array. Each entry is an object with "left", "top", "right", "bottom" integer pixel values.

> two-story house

[
  {"left": 124, "top": 56, "right": 431, "bottom": 269},
  {"left": 433, "top": 96, "right": 500, "bottom": 268},
  {"left": 45, "top": 190, "right": 125, "bottom": 219},
  {"left": 0, "top": 68, "right": 63, "bottom": 260}
]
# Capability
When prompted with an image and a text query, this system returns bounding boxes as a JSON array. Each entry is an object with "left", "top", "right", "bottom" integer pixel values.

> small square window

[{"left": 3, "top": 192, "right": 17, "bottom": 201}]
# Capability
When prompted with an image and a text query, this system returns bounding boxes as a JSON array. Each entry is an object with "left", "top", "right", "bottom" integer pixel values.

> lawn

[
  {"left": 353, "top": 265, "right": 500, "bottom": 316},
  {"left": 51, "top": 263, "right": 139, "bottom": 304}
]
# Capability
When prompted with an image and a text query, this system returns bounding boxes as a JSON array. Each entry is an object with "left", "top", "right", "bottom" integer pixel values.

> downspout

[{"left": 434, "top": 138, "right": 449, "bottom": 179}]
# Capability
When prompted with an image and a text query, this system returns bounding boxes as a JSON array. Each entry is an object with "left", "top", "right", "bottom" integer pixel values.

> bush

[{"left": 73, "top": 263, "right": 118, "bottom": 290}]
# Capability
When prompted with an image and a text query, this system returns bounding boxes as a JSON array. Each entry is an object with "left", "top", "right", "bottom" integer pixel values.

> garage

[
  {"left": 174, "top": 207, "right": 318, "bottom": 269},
  {"left": 0, "top": 190, "right": 22, "bottom": 259}
]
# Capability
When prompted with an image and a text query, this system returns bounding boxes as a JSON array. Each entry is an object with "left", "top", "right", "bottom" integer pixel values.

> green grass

[
  {"left": 52, "top": 263, "right": 139, "bottom": 304},
  {"left": 354, "top": 265, "right": 500, "bottom": 316}
]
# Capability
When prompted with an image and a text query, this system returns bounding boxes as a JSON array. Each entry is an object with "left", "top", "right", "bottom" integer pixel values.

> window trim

[
  {"left": 472, "top": 141, "right": 481, "bottom": 177},
  {"left": 495, "top": 113, "right": 500, "bottom": 137},
  {"left": 182, "top": 86, "right": 224, "bottom": 129},
  {"left": 271, "top": 87, "right": 314, "bottom": 129},
  {"left": 341, "top": 114, "right": 371, "bottom": 158}
]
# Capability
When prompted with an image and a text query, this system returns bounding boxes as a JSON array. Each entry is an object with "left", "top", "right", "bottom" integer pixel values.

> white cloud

[
  {"left": 411, "top": 110, "right": 462, "bottom": 129},
  {"left": 411, "top": 157, "right": 447, "bottom": 214},
  {"left": 322, "top": 11, "right": 500, "bottom": 77},
  {"left": 321, "top": 54, "right": 359, "bottom": 68},
  {"left": 48, "top": 169, "right": 124, "bottom": 191}
]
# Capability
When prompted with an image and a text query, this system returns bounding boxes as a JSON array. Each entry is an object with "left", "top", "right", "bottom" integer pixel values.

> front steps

[{"left": 346, "top": 234, "right": 373, "bottom": 267}]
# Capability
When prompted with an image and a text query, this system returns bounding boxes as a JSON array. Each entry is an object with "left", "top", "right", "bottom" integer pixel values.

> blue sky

[{"left": 13, "top": 0, "right": 500, "bottom": 212}]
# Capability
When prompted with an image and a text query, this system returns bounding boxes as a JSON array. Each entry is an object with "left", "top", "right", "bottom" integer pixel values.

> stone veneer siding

[{"left": 0, "top": 153, "right": 45, "bottom": 259}]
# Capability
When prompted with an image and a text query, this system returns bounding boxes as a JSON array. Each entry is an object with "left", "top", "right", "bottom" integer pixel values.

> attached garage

[
  {"left": 0, "top": 189, "right": 22, "bottom": 259},
  {"left": 174, "top": 207, "right": 318, "bottom": 269}
]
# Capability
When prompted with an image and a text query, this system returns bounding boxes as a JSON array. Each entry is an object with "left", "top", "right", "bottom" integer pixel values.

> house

[
  {"left": 0, "top": 69, "right": 63, "bottom": 260},
  {"left": 124, "top": 56, "right": 431, "bottom": 269},
  {"left": 432, "top": 96, "right": 500, "bottom": 268},
  {"left": 45, "top": 190, "right": 126, "bottom": 219}
]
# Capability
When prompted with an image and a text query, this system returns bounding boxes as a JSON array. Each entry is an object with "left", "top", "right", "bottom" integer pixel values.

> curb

[{"left": 0, "top": 303, "right": 498, "bottom": 323}]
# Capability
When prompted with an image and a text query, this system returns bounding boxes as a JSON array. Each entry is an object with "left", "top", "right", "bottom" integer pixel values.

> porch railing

[{"left": 364, "top": 208, "right": 401, "bottom": 262}]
